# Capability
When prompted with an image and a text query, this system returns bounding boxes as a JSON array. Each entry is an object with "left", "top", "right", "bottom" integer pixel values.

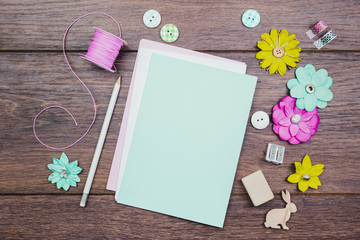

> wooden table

[{"left": 1, "top": 0, "right": 359, "bottom": 239}]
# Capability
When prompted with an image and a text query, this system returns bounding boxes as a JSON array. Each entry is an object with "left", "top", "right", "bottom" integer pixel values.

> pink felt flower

[{"left": 273, "top": 96, "right": 319, "bottom": 144}]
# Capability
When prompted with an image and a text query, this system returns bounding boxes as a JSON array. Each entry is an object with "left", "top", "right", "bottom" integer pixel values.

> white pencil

[{"left": 80, "top": 76, "right": 121, "bottom": 207}]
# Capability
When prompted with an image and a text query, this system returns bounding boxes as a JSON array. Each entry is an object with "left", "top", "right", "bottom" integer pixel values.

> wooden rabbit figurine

[{"left": 264, "top": 189, "right": 297, "bottom": 230}]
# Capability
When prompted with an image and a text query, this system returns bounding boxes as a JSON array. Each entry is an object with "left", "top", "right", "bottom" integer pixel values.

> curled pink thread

[{"left": 33, "top": 12, "right": 123, "bottom": 150}]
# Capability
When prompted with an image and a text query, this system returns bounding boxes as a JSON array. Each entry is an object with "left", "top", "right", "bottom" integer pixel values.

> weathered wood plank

[
  {"left": 0, "top": 0, "right": 359, "bottom": 51},
  {"left": 0, "top": 51, "right": 359, "bottom": 194},
  {"left": 0, "top": 195, "right": 359, "bottom": 239}
]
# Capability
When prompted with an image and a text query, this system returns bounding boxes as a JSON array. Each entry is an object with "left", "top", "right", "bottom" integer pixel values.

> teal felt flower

[
  {"left": 287, "top": 64, "right": 333, "bottom": 111},
  {"left": 48, "top": 152, "right": 82, "bottom": 191}
]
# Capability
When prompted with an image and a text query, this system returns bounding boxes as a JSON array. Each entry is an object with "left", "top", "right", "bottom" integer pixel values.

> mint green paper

[{"left": 116, "top": 54, "right": 257, "bottom": 227}]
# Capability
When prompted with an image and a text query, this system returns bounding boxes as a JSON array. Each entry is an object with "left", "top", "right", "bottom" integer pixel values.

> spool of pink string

[
  {"left": 33, "top": 12, "right": 126, "bottom": 150},
  {"left": 80, "top": 28, "right": 126, "bottom": 72}
]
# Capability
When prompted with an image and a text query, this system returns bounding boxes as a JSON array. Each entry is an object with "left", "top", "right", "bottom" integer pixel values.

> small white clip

[{"left": 266, "top": 143, "right": 285, "bottom": 164}]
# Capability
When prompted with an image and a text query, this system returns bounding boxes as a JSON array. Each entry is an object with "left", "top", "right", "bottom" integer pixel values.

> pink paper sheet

[{"left": 106, "top": 39, "right": 246, "bottom": 191}]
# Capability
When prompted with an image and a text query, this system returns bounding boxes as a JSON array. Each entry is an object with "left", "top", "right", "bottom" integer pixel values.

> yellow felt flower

[
  {"left": 287, "top": 155, "right": 324, "bottom": 192},
  {"left": 256, "top": 29, "right": 301, "bottom": 76}
]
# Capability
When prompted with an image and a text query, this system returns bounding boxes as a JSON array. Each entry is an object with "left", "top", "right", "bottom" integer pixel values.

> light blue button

[{"left": 242, "top": 9, "right": 260, "bottom": 28}]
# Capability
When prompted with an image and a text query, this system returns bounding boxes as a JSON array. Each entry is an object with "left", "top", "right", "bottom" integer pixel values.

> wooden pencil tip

[{"left": 116, "top": 75, "right": 121, "bottom": 85}]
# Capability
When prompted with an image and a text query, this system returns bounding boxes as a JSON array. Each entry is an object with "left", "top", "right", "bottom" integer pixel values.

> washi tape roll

[
  {"left": 306, "top": 20, "right": 327, "bottom": 39},
  {"left": 314, "top": 30, "right": 336, "bottom": 49}
]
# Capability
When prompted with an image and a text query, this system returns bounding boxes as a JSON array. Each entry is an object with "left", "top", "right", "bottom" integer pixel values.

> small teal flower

[
  {"left": 48, "top": 152, "right": 82, "bottom": 191},
  {"left": 287, "top": 64, "right": 333, "bottom": 112}
]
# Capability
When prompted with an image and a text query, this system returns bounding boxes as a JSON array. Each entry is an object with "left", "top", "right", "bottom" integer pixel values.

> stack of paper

[{"left": 107, "top": 39, "right": 257, "bottom": 227}]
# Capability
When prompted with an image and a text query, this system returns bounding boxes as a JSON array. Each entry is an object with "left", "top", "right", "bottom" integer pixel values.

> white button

[
  {"left": 143, "top": 10, "right": 161, "bottom": 28},
  {"left": 251, "top": 111, "right": 269, "bottom": 130}
]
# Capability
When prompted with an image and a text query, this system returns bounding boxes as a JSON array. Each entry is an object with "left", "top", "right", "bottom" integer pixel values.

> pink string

[
  {"left": 33, "top": 12, "right": 123, "bottom": 150},
  {"left": 80, "top": 28, "right": 124, "bottom": 72}
]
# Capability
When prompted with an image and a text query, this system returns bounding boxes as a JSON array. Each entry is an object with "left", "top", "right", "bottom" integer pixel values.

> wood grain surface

[
  {"left": 1, "top": 195, "right": 360, "bottom": 239},
  {"left": 1, "top": 0, "right": 360, "bottom": 51},
  {"left": 1, "top": 0, "right": 360, "bottom": 239}
]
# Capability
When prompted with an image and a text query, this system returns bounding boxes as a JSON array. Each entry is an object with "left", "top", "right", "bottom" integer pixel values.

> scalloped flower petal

[
  {"left": 287, "top": 78, "right": 299, "bottom": 89},
  {"left": 315, "top": 87, "right": 333, "bottom": 102},
  {"left": 317, "top": 100, "right": 327, "bottom": 109},
  {"left": 321, "top": 77, "right": 333, "bottom": 88},
  {"left": 290, "top": 84, "right": 306, "bottom": 98},
  {"left": 303, "top": 93, "right": 317, "bottom": 111},
  {"left": 304, "top": 64, "right": 316, "bottom": 76},
  {"left": 295, "top": 67, "right": 311, "bottom": 85},
  {"left": 312, "top": 69, "right": 328, "bottom": 87}
]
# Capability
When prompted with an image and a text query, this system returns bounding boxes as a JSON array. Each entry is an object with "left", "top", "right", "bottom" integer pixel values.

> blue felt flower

[
  {"left": 287, "top": 64, "right": 333, "bottom": 112},
  {"left": 48, "top": 152, "right": 82, "bottom": 191}
]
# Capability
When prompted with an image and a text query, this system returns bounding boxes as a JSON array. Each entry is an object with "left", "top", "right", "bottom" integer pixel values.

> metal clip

[{"left": 265, "top": 143, "right": 285, "bottom": 164}]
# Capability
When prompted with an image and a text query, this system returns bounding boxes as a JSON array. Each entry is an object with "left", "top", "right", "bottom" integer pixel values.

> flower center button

[
  {"left": 306, "top": 84, "right": 315, "bottom": 93},
  {"left": 273, "top": 46, "right": 285, "bottom": 58},
  {"left": 291, "top": 114, "right": 302, "bottom": 124}
]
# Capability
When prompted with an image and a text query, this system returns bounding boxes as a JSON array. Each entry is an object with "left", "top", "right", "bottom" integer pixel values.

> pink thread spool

[
  {"left": 79, "top": 28, "right": 127, "bottom": 73},
  {"left": 33, "top": 12, "right": 127, "bottom": 150}
]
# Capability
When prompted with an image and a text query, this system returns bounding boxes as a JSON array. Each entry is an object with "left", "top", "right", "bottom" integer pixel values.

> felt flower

[
  {"left": 287, "top": 64, "right": 333, "bottom": 112},
  {"left": 287, "top": 155, "right": 324, "bottom": 192},
  {"left": 273, "top": 96, "right": 319, "bottom": 144},
  {"left": 256, "top": 29, "right": 301, "bottom": 76},
  {"left": 48, "top": 152, "right": 82, "bottom": 191}
]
